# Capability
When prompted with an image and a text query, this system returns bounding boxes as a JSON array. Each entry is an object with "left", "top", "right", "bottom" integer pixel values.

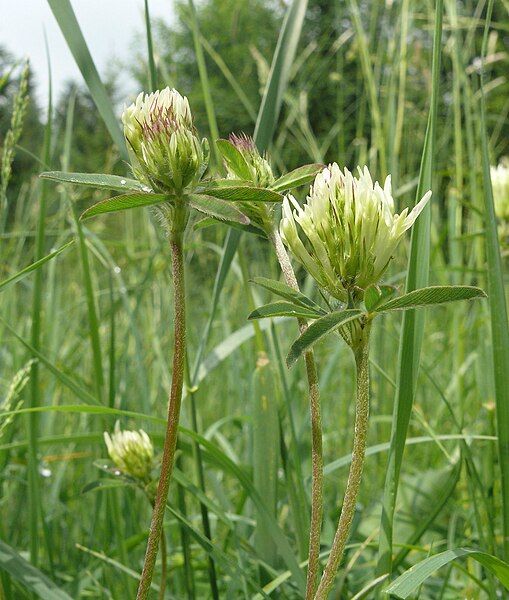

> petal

[{"left": 404, "top": 190, "right": 432, "bottom": 229}]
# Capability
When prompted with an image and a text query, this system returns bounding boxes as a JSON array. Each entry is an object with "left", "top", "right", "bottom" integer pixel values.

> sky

[{"left": 1, "top": 0, "right": 173, "bottom": 108}]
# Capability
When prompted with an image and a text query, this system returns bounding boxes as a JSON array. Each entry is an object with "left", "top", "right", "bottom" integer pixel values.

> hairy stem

[
  {"left": 158, "top": 530, "right": 167, "bottom": 600},
  {"left": 137, "top": 230, "right": 186, "bottom": 600},
  {"left": 314, "top": 335, "right": 370, "bottom": 600},
  {"left": 268, "top": 229, "right": 323, "bottom": 598}
]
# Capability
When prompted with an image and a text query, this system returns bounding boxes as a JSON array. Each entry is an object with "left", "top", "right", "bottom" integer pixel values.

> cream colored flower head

[
  {"left": 280, "top": 164, "right": 431, "bottom": 301},
  {"left": 104, "top": 421, "right": 154, "bottom": 481},
  {"left": 121, "top": 88, "right": 208, "bottom": 193}
]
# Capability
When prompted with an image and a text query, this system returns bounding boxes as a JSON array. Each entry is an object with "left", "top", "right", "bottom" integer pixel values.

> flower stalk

[
  {"left": 268, "top": 228, "right": 324, "bottom": 598},
  {"left": 314, "top": 328, "right": 371, "bottom": 600},
  {"left": 136, "top": 219, "right": 187, "bottom": 600}
]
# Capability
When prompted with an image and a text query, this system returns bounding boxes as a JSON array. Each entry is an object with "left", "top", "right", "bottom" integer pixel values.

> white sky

[{"left": 1, "top": 0, "right": 174, "bottom": 107}]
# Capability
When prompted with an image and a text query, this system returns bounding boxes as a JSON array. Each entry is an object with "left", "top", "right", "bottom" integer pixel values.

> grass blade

[
  {"left": 0, "top": 540, "right": 72, "bottom": 600},
  {"left": 144, "top": 0, "right": 158, "bottom": 91},
  {"left": 254, "top": 0, "right": 308, "bottom": 152},
  {"left": 46, "top": 0, "right": 127, "bottom": 159},
  {"left": 376, "top": 0, "right": 444, "bottom": 579},
  {"left": 386, "top": 548, "right": 509, "bottom": 598},
  {"left": 0, "top": 241, "right": 74, "bottom": 293},
  {"left": 478, "top": 0, "right": 509, "bottom": 559}
]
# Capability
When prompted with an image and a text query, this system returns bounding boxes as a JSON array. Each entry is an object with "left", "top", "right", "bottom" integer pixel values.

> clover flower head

[
  {"left": 280, "top": 163, "right": 431, "bottom": 301},
  {"left": 121, "top": 88, "right": 208, "bottom": 193},
  {"left": 104, "top": 421, "right": 154, "bottom": 481}
]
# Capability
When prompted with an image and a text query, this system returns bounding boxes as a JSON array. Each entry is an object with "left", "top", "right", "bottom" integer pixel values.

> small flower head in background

[
  {"left": 491, "top": 159, "right": 509, "bottom": 246},
  {"left": 220, "top": 133, "right": 276, "bottom": 232},
  {"left": 227, "top": 133, "right": 275, "bottom": 188},
  {"left": 104, "top": 421, "right": 154, "bottom": 482},
  {"left": 122, "top": 88, "right": 209, "bottom": 194},
  {"left": 280, "top": 164, "right": 431, "bottom": 301}
]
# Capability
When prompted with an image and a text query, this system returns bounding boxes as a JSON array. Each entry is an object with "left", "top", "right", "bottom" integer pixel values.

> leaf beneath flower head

[
  {"left": 216, "top": 139, "right": 253, "bottom": 180},
  {"left": 204, "top": 185, "right": 283, "bottom": 203},
  {"left": 80, "top": 193, "right": 169, "bottom": 220},
  {"left": 375, "top": 285, "right": 486, "bottom": 313},
  {"left": 40, "top": 171, "right": 148, "bottom": 193},
  {"left": 193, "top": 216, "right": 266, "bottom": 237},
  {"left": 270, "top": 163, "right": 324, "bottom": 192},
  {"left": 188, "top": 194, "right": 250, "bottom": 225},
  {"left": 252, "top": 277, "right": 325, "bottom": 313},
  {"left": 248, "top": 301, "right": 323, "bottom": 320},
  {"left": 286, "top": 309, "right": 364, "bottom": 367},
  {"left": 364, "top": 284, "right": 398, "bottom": 312}
]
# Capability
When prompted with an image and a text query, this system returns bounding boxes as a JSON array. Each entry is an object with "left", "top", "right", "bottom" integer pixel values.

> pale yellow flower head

[
  {"left": 280, "top": 164, "right": 431, "bottom": 301},
  {"left": 121, "top": 88, "right": 208, "bottom": 193},
  {"left": 104, "top": 421, "right": 154, "bottom": 481}
]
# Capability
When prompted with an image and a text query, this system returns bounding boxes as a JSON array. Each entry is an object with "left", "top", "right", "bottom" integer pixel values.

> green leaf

[
  {"left": 0, "top": 241, "right": 74, "bottom": 293},
  {"left": 80, "top": 193, "right": 169, "bottom": 220},
  {"left": 386, "top": 548, "right": 509, "bottom": 598},
  {"left": 188, "top": 194, "right": 249, "bottom": 225},
  {"left": 204, "top": 185, "right": 283, "bottom": 203},
  {"left": 364, "top": 284, "right": 398, "bottom": 312},
  {"left": 81, "top": 479, "right": 128, "bottom": 494},
  {"left": 216, "top": 139, "right": 252, "bottom": 180},
  {"left": 248, "top": 301, "right": 322, "bottom": 320},
  {"left": 0, "top": 539, "right": 73, "bottom": 599},
  {"left": 252, "top": 276, "right": 325, "bottom": 313},
  {"left": 193, "top": 216, "right": 265, "bottom": 237},
  {"left": 286, "top": 309, "right": 363, "bottom": 367},
  {"left": 46, "top": 0, "right": 128, "bottom": 160},
  {"left": 376, "top": 285, "right": 486, "bottom": 312},
  {"left": 40, "top": 171, "right": 145, "bottom": 193},
  {"left": 270, "top": 163, "right": 323, "bottom": 192}
]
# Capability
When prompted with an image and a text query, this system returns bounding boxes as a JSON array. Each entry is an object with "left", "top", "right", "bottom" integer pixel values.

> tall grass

[{"left": 0, "top": 0, "right": 508, "bottom": 598}]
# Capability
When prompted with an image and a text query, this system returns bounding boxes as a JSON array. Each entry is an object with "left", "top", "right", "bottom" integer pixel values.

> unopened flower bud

[
  {"left": 122, "top": 88, "right": 208, "bottom": 194},
  {"left": 104, "top": 421, "right": 154, "bottom": 482},
  {"left": 280, "top": 164, "right": 431, "bottom": 300},
  {"left": 222, "top": 133, "right": 275, "bottom": 231},
  {"left": 227, "top": 133, "right": 275, "bottom": 188}
]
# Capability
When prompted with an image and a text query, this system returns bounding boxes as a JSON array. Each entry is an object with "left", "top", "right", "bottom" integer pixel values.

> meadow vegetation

[{"left": 1, "top": 0, "right": 509, "bottom": 598}]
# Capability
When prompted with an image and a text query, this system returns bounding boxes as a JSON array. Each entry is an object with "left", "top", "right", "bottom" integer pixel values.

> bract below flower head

[
  {"left": 280, "top": 163, "right": 431, "bottom": 300},
  {"left": 104, "top": 421, "right": 154, "bottom": 482},
  {"left": 122, "top": 88, "right": 208, "bottom": 194}
]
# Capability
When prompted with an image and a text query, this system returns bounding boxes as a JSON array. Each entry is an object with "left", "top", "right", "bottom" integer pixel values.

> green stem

[
  {"left": 268, "top": 229, "right": 323, "bottom": 598},
  {"left": 137, "top": 229, "right": 186, "bottom": 600},
  {"left": 314, "top": 335, "right": 370, "bottom": 600},
  {"left": 158, "top": 530, "right": 167, "bottom": 600}
]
